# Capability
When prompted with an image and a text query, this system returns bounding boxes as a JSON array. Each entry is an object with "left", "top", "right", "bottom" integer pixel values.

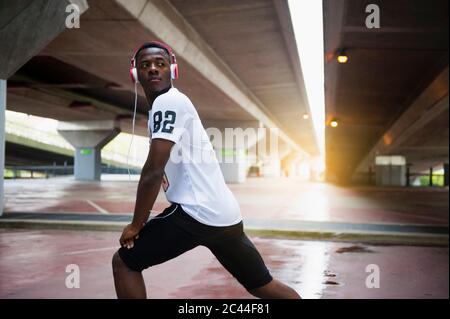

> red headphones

[{"left": 129, "top": 41, "right": 179, "bottom": 83}]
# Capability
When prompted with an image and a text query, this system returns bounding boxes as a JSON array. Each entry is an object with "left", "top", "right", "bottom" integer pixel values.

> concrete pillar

[
  {"left": 57, "top": 121, "right": 120, "bottom": 181},
  {"left": 375, "top": 155, "right": 406, "bottom": 186},
  {"left": 74, "top": 147, "right": 102, "bottom": 180},
  {"left": 406, "top": 164, "right": 411, "bottom": 187},
  {"left": 258, "top": 128, "right": 281, "bottom": 178},
  {"left": 279, "top": 145, "right": 292, "bottom": 177},
  {"left": 260, "top": 156, "right": 281, "bottom": 178},
  {"left": 214, "top": 148, "right": 247, "bottom": 183},
  {"left": 0, "top": 80, "right": 6, "bottom": 216},
  {"left": 444, "top": 163, "right": 449, "bottom": 187},
  {"left": 429, "top": 167, "right": 434, "bottom": 187},
  {"left": 281, "top": 149, "right": 302, "bottom": 178},
  {"left": 206, "top": 121, "right": 263, "bottom": 183}
]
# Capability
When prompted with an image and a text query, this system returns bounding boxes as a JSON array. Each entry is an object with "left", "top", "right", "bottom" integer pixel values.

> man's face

[{"left": 137, "top": 47, "right": 171, "bottom": 92}]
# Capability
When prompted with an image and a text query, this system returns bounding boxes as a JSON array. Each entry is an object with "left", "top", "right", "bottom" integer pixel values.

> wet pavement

[
  {"left": 2, "top": 176, "right": 448, "bottom": 298},
  {"left": 0, "top": 228, "right": 447, "bottom": 299},
  {"left": 3, "top": 176, "right": 449, "bottom": 226}
]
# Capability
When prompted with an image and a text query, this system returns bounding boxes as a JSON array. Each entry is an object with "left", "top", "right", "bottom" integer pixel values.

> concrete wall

[
  {"left": 375, "top": 165, "right": 406, "bottom": 186},
  {"left": 0, "top": 80, "right": 6, "bottom": 216}
]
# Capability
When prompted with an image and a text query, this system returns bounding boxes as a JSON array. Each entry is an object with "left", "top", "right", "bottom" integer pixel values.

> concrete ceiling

[
  {"left": 168, "top": 0, "right": 316, "bottom": 153},
  {"left": 6, "top": 0, "right": 319, "bottom": 156},
  {"left": 323, "top": 0, "right": 449, "bottom": 182}
]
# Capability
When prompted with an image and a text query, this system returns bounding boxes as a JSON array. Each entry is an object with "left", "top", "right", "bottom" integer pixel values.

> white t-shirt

[{"left": 148, "top": 87, "right": 242, "bottom": 227}]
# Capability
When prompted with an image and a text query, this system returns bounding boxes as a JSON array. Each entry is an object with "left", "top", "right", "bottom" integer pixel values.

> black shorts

[{"left": 118, "top": 203, "right": 273, "bottom": 291}]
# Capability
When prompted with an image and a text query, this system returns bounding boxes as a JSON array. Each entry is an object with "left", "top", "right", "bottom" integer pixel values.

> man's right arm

[{"left": 119, "top": 138, "right": 173, "bottom": 249}]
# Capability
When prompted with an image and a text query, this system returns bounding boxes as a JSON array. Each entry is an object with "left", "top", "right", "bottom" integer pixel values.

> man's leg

[
  {"left": 112, "top": 251, "right": 146, "bottom": 299},
  {"left": 206, "top": 226, "right": 301, "bottom": 299},
  {"left": 248, "top": 279, "right": 301, "bottom": 299},
  {"left": 112, "top": 204, "right": 200, "bottom": 299}
]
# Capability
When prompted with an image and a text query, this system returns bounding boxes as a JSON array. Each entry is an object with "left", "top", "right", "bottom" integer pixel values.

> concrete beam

[
  {"left": 9, "top": 75, "right": 148, "bottom": 136},
  {"left": 0, "top": 0, "right": 88, "bottom": 78},
  {"left": 323, "top": 0, "right": 346, "bottom": 118},
  {"left": 57, "top": 120, "right": 120, "bottom": 180},
  {"left": 272, "top": 0, "right": 319, "bottom": 150},
  {"left": 11, "top": 74, "right": 139, "bottom": 118},
  {"left": 356, "top": 66, "right": 449, "bottom": 173},
  {"left": 57, "top": 120, "right": 120, "bottom": 149},
  {"left": 114, "top": 0, "right": 309, "bottom": 157}
]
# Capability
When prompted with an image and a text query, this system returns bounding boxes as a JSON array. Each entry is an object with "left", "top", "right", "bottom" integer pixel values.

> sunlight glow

[{"left": 288, "top": 0, "right": 325, "bottom": 156}]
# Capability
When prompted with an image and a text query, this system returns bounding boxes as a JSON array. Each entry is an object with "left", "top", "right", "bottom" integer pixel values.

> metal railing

[
  {"left": 4, "top": 163, "right": 141, "bottom": 179},
  {"left": 352, "top": 166, "right": 448, "bottom": 187}
]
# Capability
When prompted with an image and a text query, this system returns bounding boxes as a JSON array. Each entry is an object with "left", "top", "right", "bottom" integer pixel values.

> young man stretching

[{"left": 112, "top": 41, "right": 301, "bottom": 299}]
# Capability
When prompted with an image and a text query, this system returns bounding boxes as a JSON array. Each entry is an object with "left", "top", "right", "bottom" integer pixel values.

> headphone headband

[
  {"left": 131, "top": 41, "right": 176, "bottom": 66},
  {"left": 130, "top": 41, "right": 178, "bottom": 82}
]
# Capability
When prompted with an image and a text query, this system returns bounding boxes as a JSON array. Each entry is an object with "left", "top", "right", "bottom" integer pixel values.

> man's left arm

[{"left": 119, "top": 138, "right": 173, "bottom": 249}]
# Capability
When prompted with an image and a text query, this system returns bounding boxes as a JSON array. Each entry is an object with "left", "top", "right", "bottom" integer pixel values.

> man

[{"left": 112, "top": 41, "right": 301, "bottom": 299}]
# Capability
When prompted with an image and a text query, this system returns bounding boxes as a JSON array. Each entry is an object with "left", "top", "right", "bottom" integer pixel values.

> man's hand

[{"left": 119, "top": 223, "right": 143, "bottom": 249}]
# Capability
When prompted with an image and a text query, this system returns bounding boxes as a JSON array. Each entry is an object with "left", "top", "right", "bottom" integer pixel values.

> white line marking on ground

[
  {"left": 2, "top": 246, "right": 118, "bottom": 261},
  {"left": 60, "top": 246, "right": 118, "bottom": 256},
  {"left": 86, "top": 200, "right": 109, "bottom": 214}
]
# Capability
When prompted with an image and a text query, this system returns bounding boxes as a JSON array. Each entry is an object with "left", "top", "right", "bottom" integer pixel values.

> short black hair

[{"left": 134, "top": 42, "right": 171, "bottom": 63}]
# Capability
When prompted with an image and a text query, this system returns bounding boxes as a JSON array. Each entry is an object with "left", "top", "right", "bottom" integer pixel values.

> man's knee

[
  {"left": 112, "top": 251, "right": 127, "bottom": 275},
  {"left": 247, "top": 279, "right": 301, "bottom": 299},
  {"left": 247, "top": 286, "right": 266, "bottom": 298},
  {"left": 246, "top": 280, "right": 272, "bottom": 298}
]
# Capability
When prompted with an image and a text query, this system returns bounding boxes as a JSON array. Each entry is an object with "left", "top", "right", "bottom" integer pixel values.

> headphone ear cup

[
  {"left": 170, "top": 63, "right": 179, "bottom": 80},
  {"left": 130, "top": 67, "right": 139, "bottom": 83}
]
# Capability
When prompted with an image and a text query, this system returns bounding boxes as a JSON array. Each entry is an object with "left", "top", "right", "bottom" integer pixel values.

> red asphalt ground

[
  {"left": 1, "top": 176, "right": 449, "bottom": 298},
  {"left": 0, "top": 228, "right": 448, "bottom": 299}
]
